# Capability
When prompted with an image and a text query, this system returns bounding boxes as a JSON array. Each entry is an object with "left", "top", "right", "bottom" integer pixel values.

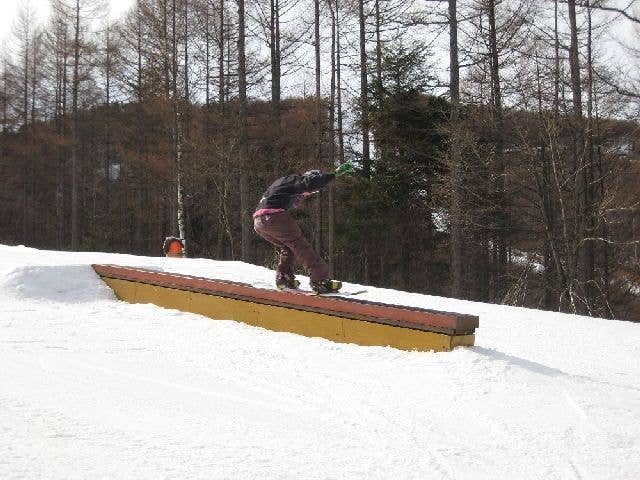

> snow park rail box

[{"left": 92, "top": 264, "right": 479, "bottom": 352}]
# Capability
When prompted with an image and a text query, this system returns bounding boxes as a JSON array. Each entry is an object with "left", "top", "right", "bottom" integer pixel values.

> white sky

[{"left": 0, "top": 0, "right": 135, "bottom": 46}]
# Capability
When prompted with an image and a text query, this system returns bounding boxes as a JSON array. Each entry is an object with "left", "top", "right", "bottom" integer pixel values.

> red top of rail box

[{"left": 92, "top": 264, "right": 479, "bottom": 335}]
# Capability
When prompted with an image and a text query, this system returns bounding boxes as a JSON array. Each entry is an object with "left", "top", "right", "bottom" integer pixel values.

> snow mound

[{"left": 1, "top": 265, "right": 115, "bottom": 303}]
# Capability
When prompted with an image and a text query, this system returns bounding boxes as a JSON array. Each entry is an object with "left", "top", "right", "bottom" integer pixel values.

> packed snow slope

[{"left": 1, "top": 245, "right": 639, "bottom": 480}]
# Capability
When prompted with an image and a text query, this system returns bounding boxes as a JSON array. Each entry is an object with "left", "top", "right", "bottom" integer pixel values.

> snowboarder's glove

[{"left": 335, "top": 162, "right": 355, "bottom": 177}]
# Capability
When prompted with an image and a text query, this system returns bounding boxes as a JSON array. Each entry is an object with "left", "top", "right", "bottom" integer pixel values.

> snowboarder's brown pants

[{"left": 253, "top": 212, "right": 329, "bottom": 283}]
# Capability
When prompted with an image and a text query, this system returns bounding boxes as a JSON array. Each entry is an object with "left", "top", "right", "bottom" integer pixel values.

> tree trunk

[
  {"left": 269, "top": 0, "right": 282, "bottom": 178},
  {"left": 1, "top": 59, "right": 7, "bottom": 132},
  {"left": 449, "top": 0, "right": 465, "bottom": 298},
  {"left": 57, "top": 20, "right": 69, "bottom": 249},
  {"left": 554, "top": 0, "right": 560, "bottom": 117},
  {"left": 487, "top": 0, "right": 507, "bottom": 300},
  {"left": 23, "top": 25, "right": 29, "bottom": 127},
  {"left": 567, "top": 0, "right": 594, "bottom": 312},
  {"left": 104, "top": 24, "right": 112, "bottom": 226},
  {"left": 30, "top": 33, "right": 40, "bottom": 125},
  {"left": 314, "top": 0, "right": 323, "bottom": 253},
  {"left": 238, "top": 0, "right": 251, "bottom": 261},
  {"left": 184, "top": 0, "right": 190, "bottom": 104},
  {"left": 375, "top": 0, "right": 382, "bottom": 96},
  {"left": 71, "top": 0, "right": 81, "bottom": 250},
  {"left": 336, "top": 0, "right": 344, "bottom": 164},
  {"left": 137, "top": 1, "right": 143, "bottom": 101},
  {"left": 179, "top": 0, "right": 190, "bottom": 251},
  {"left": 172, "top": 0, "right": 186, "bottom": 247},
  {"left": 567, "top": 0, "right": 583, "bottom": 118},
  {"left": 328, "top": 0, "right": 337, "bottom": 274},
  {"left": 20, "top": 9, "right": 32, "bottom": 244},
  {"left": 315, "top": 0, "right": 322, "bottom": 162},
  {"left": 134, "top": 0, "right": 144, "bottom": 251},
  {"left": 219, "top": 0, "right": 225, "bottom": 107},
  {"left": 205, "top": 0, "right": 211, "bottom": 106},
  {"left": 358, "top": 0, "right": 370, "bottom": 176},
  {"left": 163, "top": 0, "right": 171, "bottom": 97},
  {"left": 270, "top": 0, "right": 281, "bottom": 124},
  {"left": 584, "top": 0, "right": 597, "bottom": 310}
]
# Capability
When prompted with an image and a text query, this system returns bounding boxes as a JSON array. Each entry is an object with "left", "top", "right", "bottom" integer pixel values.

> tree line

[{"left": 1, "top": 0, "right": 640, "bottom": 320}]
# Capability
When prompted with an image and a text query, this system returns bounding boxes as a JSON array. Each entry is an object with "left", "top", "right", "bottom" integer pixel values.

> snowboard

[{"left": 278, "top": 287, "right": 368, "bottom": 297}]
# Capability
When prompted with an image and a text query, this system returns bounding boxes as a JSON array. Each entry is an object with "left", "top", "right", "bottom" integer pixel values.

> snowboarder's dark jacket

[{"left": 254, "top": 172, "right": 335, "bottom": 217}]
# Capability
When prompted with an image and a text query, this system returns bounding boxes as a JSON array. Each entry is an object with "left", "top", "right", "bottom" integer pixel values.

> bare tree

[
  {"left": 13, "top": 2, "right": 39, "bottom": 245},
  {"left": 14, "top": 2, "right": 36, "bottom": 128},
  {"left": 219, "top": 0, "right": 226, "bottom": 106},
  {"left": 567, "top": 0, "right": 597, "bottom": 312},
  {"left": 238, "top": 0, "right": 250, "bottom": 261},
  {"left": 335, "top": 1, "right": 345, "bottom": 166},
  {"left": 358, "top": 0, "right": 370, "bottom": 177},
  {"left": 449, "top": 0, "right": 465, "bottom": 298},
  {"left": 52, "top": 0, "right": 105, "bottom": 250},
  {"left": 45, "top": 6, "right": 71, "bottom": 248},
  {"left": 486, "top": 0, "right": 508, "bottom": 298},
  {"left": 71, "top": 0, "right": 83, "bottom": 250},
  {"left": 0, "top": 56, "right": 8, "bottom": 133}
]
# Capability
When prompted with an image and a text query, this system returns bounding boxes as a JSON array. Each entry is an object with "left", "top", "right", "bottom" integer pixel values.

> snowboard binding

[
  {"left": 311, "top": 279, "right": 342, "bottom": 294},
  {"left": 276, "top": 273, "right": 300, "bottom": 290}
]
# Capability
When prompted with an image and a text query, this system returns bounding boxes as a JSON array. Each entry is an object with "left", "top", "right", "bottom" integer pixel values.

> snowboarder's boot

[
  {"left": 276, "top": 273, "right": 300, "bottom": 290},
  {"left": 311, "top": 279, "right": 342, "bottom": 294}
]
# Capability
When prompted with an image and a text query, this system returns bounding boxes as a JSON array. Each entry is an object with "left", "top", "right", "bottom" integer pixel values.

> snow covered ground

[{"left": 1, "top": 244, "right": 639, "bottom": 480}]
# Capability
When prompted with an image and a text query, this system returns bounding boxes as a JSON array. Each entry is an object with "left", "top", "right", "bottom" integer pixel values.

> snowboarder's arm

[
  {"left": 335, "top": 162, "right": 355, "bottom": 177},
  {"left": 297, "top": 172, "right": 335, "bottom": 193}
]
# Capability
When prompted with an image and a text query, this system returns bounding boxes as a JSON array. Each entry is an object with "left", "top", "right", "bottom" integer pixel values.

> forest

[{"left": 1, "top": 0, "right": 640, "bottom": 320}]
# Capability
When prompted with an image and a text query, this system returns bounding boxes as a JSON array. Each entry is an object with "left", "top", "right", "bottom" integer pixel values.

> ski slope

[{"left": 1, "top": 244, "right": 639, "bottom": 479}]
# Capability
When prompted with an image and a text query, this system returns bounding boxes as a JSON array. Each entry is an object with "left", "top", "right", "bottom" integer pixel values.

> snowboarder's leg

[
  {"left": 274, "top": 246, "right": 299, "bottom": 289},
  {"left": 276, "top": 246, "right": 295, "bottom": 277},
  {"left": 257, "top": 213, "right": 330, "bottom": 284},
  {"left": 287, "top": 235, "right": 330, "bottom": 284},
  {"left": 254, "top": 215, "right": 298, "bottom": 288}
]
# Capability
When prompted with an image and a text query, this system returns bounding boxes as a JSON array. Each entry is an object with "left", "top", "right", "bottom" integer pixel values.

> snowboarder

[{"left": 253, "top": 163, "right": 355, "bottom": 293}]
